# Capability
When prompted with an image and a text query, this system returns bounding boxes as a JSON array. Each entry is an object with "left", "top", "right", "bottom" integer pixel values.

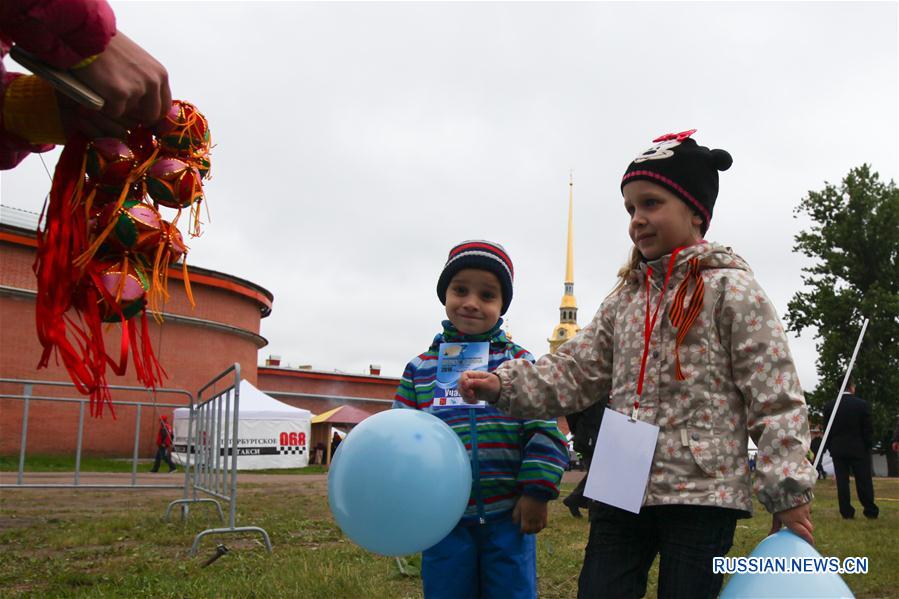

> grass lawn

[{"left": 0, "top": 473, "right": 896, "bottom": 598}]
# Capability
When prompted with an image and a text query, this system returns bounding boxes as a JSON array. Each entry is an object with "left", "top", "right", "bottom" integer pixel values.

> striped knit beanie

[
  {"left": 621, "top": 129, "right": 732, "bottom": 234},
  {"left": 437, "top": 240, "right": 514, "bottom": 315}
]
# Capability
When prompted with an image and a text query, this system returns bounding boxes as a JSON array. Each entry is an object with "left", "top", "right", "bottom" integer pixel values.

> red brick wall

[
  {"left": 1, "top": 232, "right": 271, "bottom": 457},
  {"left": 256, "top": 367, "right": 570, "bottom": 435},
  {"left": 1, "top": 241, "right": 35, "bottom": 289},
  {"left": 258, "top": 368, "right": 397, "bottom": 417}
]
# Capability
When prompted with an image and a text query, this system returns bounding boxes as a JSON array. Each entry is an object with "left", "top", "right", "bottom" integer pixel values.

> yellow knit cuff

[
  {"left": 2, "top": 75, "right": 66, "bottom": 145},
  {"left": 71, "top": 54, "right": 100, "bottom": 70}
]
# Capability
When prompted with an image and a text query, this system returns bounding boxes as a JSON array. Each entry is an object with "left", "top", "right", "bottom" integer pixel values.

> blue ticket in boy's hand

[{"left": 433, "top": 342, "right": 489, "bottom": 408}]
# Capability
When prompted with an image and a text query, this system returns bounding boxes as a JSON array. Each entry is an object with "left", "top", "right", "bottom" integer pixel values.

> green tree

[{"left": 785, "top": 165, "right": 899, "bottom": 476}]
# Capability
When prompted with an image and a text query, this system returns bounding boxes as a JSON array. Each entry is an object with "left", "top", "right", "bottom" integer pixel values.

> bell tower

[{"left": 549, "top": 173, "right": 580, "bottom": 353}]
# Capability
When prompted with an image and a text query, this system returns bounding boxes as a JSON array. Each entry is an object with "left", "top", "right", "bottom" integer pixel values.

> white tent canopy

[{"left": 172, "top": 380, "right": 312, "bottom": 470}]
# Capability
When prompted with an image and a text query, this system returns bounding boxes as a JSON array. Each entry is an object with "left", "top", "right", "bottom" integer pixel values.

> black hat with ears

[{"left": 621, "top": 129, "right": 732, "bottom": 234}]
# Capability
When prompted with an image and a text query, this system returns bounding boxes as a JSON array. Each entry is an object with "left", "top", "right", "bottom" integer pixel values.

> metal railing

[
  {"left": 0, "top": 378, "right": 192, "bottom": 492},
  {"left": 164, "top": 363, "right": 272, "bottom": 555}
]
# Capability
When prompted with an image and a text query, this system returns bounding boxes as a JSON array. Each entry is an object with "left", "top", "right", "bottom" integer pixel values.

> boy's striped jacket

[{"left": 393, "top": 320, "right": 569, "bottom": 523}]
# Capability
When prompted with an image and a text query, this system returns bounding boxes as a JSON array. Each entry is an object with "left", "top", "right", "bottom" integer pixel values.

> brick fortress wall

[{"left": 0, "top": 226, "right": 272, "bottom": 457}]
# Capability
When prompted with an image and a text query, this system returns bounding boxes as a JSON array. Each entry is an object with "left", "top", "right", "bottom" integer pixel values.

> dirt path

[
  {"left": 2, "top": 469, "right": 585, "bottom": 487},
  {"left": 0, "top": 470, "right": 587, "bottom": 515}
]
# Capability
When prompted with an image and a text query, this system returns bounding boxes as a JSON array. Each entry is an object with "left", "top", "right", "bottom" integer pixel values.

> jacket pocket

[{"left": 687, "top": 430, "right": 724, "bottom": 478}]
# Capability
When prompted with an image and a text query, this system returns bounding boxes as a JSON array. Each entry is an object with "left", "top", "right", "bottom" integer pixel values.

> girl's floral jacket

[{"left": 493, "top": 242, "right": 815, "bottom": 515}]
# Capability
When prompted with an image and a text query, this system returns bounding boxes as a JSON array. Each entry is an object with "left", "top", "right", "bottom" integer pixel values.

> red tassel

[
  {"left": 33, "top": 135, "right": 100, "bottom": 399},
  {"left": 140, "top": 311, "right": 167, "bottom": 387}
]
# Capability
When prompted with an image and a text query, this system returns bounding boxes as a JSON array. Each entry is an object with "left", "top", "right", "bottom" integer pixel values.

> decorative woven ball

[
  {"left": 159, "top": 220, "right": 188, "bottom": 264},
  {"left": 92, "top": 199, "right": 163, "bottom": 254},
  {"left": 145, "top": 158, "right": 203, "bottom": 209},
  {"left": 86, "top": 138, "right": 137, "bottom": 192},
  {"left": 155, "top": 101, "right": 210, "bottom": 156},
  {"left": 125, "top": 126, "right": 159, "bottom": 164},
  {"left": 95, "top": 260, "right": 149, "bottom": 322},
  {"left": 193, "top": 155, "right": 211, "bottom": 179}
]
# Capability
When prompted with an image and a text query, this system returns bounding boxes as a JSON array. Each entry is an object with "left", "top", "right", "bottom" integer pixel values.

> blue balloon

[
  {"left": 328, "top": 409, "right": 472, "bottom": 556},
  {"left": 720, "top": 530, "right": 854, "bottom": 598}
]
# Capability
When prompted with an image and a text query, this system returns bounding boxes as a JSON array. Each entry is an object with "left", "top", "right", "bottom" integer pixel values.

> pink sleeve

[{"left": 0, "top": 0, "right": 116, "bottom": 68}]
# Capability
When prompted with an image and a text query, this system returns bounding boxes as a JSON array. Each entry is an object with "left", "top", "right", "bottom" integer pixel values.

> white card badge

[
  {"left": 583, "top": 408, "right": 659, "bottom": 514},
  {"left": 432, "top": 342, "right": 489, "bottom": 408}
]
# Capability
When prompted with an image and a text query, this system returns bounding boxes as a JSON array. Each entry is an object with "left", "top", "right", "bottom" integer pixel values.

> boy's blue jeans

[
  {"left": 577, "top": 503, "right": 738, "bottom": 599},
  {"left": 422, "top": 515, "right": 537, "bottom": 599}
]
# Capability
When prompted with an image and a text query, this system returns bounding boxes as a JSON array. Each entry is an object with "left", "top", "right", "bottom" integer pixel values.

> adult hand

[
  {"left": 512, "top": 495, "right": 548, "bottom": 534},
  {"left": 458, "top": 371, "right": 500, "bottom": 404},
  {"left": 56, "top": 94, "right": 125, "bottom": 139},
  {"left": 73, "top": 31, "right": 171, "bottom": 131},
  {"left": 770, "top": 502, "right": 814, "bottom": 545}
]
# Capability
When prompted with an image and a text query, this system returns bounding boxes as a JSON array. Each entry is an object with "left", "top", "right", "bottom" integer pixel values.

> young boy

[{"left": 393, "top": 240, "right": 569, "bottom": 599}]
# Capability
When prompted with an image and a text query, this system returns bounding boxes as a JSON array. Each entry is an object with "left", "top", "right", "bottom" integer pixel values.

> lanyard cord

[{"left": 633, "top": 246, "right": 686, "bottom": 418}]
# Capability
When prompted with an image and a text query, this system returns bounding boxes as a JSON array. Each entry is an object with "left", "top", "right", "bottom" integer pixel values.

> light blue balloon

[
  {"left": 720, "top": 530, "right": 854, "bottom": 598},
  {"left": 328, "top": 409, "right": 472, "bottom": 556}
]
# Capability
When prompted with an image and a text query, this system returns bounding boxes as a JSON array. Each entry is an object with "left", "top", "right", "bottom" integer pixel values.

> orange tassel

[
  {"left": 669, "top": 258, "right": 705, "bottom": 380},
  {"left": 74, "top": 146, "right": 160, "bottom": 268}
]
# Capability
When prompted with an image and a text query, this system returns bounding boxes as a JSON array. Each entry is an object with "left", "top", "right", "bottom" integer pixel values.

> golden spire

[
  {"left": 549, "top": 172, "right": 581, "bottom": 354},
  {"left": 565, "top": 171, "right": 575, "bottom": 285}
]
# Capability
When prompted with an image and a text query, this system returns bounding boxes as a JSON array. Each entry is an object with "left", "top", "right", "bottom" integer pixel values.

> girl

[{"left": 460, "top": 130, "right": 816, "bottom": 599}]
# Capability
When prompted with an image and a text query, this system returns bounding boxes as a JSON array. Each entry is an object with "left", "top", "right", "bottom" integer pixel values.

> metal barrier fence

[
  {"left": 164, "top": 363, "right": 272, "bottom": 555},
  {"left": 0, "top": 378, "right": 192, "bottom": 492}
]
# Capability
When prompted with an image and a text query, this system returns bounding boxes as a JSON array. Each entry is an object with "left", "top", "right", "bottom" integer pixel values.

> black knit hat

[
  {"left": 621, "top": 129, "right": 733, "bottom": 234},
  {"left": 437, "top": 240, "right": 514, "bottom": 315}
]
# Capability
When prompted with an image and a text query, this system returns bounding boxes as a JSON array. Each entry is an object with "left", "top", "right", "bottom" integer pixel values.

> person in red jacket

[
  {"left": 0, "top": 0, "right": 171, "bottom": 169},
  {"left": 151, "top": 414, "right": 176, "bottom": 473}
]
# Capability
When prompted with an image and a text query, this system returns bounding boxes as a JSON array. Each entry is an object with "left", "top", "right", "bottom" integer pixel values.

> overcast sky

[{"left": 2, "top": 1, "right": 897, "bottom": 392}]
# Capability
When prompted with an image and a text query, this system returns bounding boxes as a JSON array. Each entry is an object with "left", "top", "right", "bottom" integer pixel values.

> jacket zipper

[{"left": 469, "top": 407, "right": 486, "bottom": 524}]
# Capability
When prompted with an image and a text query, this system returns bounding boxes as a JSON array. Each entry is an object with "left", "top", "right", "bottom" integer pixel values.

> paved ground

[{"left": 1, "top": 471, "right": 186, "bottom": 487}]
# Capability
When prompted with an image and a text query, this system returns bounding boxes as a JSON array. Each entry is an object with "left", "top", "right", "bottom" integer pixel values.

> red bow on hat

[{"left": 652, "top": 129, "right": 697, "bottom": 143}]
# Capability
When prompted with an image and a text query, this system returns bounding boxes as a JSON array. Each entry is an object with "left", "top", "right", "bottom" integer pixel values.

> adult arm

[
  {"left": 2, "top": 1, "right": 170, "bottom": 149},
  {"left": 0, "top": 0, "right": 116, "bottom": 68},
  {"left": 0, "top": 67, "right": 57, "bottom": 167},
  {"left": 861, "top": 400, "right": 874, "bottom": 453}
]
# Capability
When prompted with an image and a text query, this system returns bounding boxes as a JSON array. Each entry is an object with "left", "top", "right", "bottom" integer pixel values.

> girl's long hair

[{"left": 609, "top": 246, "right": 642, "bottom": 297}]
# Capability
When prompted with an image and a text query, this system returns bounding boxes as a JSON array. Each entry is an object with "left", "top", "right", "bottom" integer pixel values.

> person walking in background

[
  {"left": 330, "top": 431, "right": 342, "bottom": 459},
  {"left": 562, "top": 400, "right": 607, "bottom": 518},
  {"left": 823, "top": 381, "right": 878, "bottom": 519},
  {"left": 151, "top": 414, "right": 176, "bottom": 473},
  {"left": 313, "top": 441, "right": 326, "bottom": 465},
  {"left": 810, "top": 430, "right": 826, "bottom": 480}
]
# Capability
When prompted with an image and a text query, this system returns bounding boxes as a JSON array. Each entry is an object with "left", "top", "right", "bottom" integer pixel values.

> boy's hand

[
  {"left": 513, "top": 495, "right": 548, "bottom": 534},
  {"left": 459, "top": 371, "right": 500, "bottom": 404},
  {"left": 770, "top": 502, "right": 814, "bottom": 545}
]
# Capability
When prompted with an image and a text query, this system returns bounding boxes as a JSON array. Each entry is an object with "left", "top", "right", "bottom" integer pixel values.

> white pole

[{"left": 814, "top": 318, "right": 869, "bottom": 470}]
